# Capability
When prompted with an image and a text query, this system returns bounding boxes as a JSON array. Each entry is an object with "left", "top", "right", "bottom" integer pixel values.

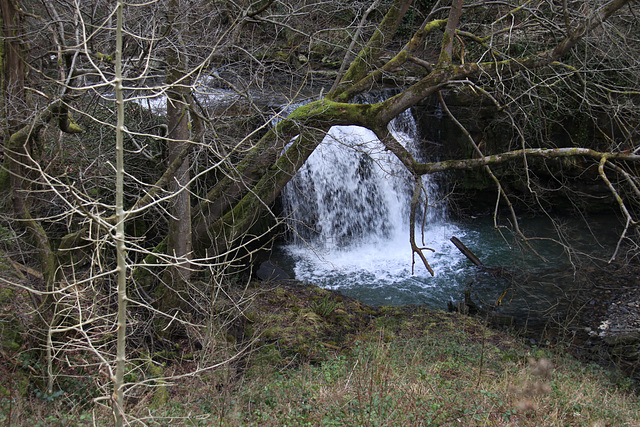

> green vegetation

[{"left": 1, "top": 283, "right": 638, "bottom": 426}]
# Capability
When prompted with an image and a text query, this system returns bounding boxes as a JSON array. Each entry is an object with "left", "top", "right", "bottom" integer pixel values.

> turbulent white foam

[
  {"left": 284, "top": 221, "right": 461, "bottom": 289},
  {"left": 283, "top": 222, "right": 464, "bottom": 290}
]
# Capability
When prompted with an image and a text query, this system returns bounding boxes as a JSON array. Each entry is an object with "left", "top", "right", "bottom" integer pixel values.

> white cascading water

[{"left": 280, "top": 100, "right": 465, "bottom": 305}]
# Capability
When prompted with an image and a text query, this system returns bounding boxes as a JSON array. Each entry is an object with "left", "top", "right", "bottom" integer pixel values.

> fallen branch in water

[{"left": 450, "top": 236, "right": 484, "bottom": 267}]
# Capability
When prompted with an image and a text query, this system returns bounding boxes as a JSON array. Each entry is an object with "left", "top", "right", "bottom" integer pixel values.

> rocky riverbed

[
  {"left": 451, "top": 260, "right": 640, "bottom": 386},
  {"left": 548, "top": 262, "right": 640, "bottom": 384}
]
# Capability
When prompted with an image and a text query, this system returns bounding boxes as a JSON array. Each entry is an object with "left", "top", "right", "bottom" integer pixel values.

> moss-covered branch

[
  {"left": 0, "top": 100, "right": 83, "bottom": 289},
  {"left": 335, "top": 18, "right": 447, "bottom": 102},
  {"left": 329, "top": 0, "right": 413, "bottom": 100},
  {"left": 413, "top": 148, "right": 640, "bottom": 175},
  {"left": 203, "top": 130, "right": 326, "bottom": 253},
  {"left": 437, "top": 0, "right": 463, "bottom": 66},
  {"left": 377, "top": 0, "right": 631, "bottom": 123}
]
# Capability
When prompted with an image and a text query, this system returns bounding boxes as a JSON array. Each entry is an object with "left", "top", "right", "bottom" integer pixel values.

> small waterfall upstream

[{"left": 278, "top": 100, "right": 467, "bottom": 306}]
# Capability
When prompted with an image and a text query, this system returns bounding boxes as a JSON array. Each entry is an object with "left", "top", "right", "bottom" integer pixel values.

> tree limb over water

[{"left": 413, "top": 148, "right": 640, "bottom": 175}]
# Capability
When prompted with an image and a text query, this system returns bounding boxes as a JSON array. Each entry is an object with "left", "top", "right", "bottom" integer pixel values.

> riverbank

[
  {"left": 449, "top": 257, "right": 640, "bottom": 388},
  {"left": 572, "top": 262, "right": 640, "bottom": 384},
  {"left": 116, "top": 280, "right": 640, "bottom": 425},
  {"left": 3, "top": 278, "right": 638, "bottom": 425}
]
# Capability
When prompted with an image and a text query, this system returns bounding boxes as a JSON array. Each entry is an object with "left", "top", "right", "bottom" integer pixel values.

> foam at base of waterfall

[{"left": 283, "top": 222, "right": 465, "bottom": 291}]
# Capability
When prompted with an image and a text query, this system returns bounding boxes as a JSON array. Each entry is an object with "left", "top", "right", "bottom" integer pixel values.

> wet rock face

[
  {"left": 591, "top": 292, "right": 640, "bottom": 366},
  {"left": 596, "top": 298, "right": 640, "bottom": 338},
  {"left": 412, "top": 91, "right": 618, "bottom": 216}
]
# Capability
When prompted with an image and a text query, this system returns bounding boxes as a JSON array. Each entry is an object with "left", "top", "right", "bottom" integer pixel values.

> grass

[
  {"left": 1, "top": 283, "right": 639, "bottom": 426},
  {"left": 224, "top": 320, "right": 638, "bottom": 426}
]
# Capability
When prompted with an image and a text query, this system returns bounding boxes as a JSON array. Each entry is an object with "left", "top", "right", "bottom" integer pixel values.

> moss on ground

[{"left": 1, "top": 280, "right": 639, "bottom": 425}]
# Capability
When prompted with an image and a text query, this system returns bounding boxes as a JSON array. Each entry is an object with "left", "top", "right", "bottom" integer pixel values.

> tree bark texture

[
  {"left": 1, "top": 0, "right": 24, "bottom": 135},
  {"left": 165, "top": 68, "right": 192, "bottom": 285},
  {"left": 163, "top": 0, "right": 193, "bottom": 296}
]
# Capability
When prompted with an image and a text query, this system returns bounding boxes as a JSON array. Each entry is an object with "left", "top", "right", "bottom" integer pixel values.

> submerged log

[
  {"left": 450, "top": 236, "right": 484, "bottom": 266},
  {"left": 450, "top": 236, "right": 508, "bottom": 276},
  {"left": 447, "top": 237, "right": 515, "bottom": 325}
]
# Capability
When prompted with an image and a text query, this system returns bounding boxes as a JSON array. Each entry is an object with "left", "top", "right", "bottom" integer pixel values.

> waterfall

[
  {"left": 282, "top": 107, "right": 440, "bottom": 247},
  {"left": 279, "top": 96, "right": 464, "bottom": 304}
]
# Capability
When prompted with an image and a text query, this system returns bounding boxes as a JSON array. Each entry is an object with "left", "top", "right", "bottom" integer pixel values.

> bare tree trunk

[
  {"left": 113, "top": 0, "right": 127, "bottom": 424},
  {"left": 165, "top": 68, "right": 192, "bottom": 287},
  {"left": 0, "top": 0, "right": 24, "bottom": 135},
  {"left": 160, "top": 0, "right": 192, "bottom": 310}
]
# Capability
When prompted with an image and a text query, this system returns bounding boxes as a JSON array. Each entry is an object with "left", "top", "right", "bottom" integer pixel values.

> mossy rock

[
  {"left": 0, "top": 370, "right": 29, "bottom": 399},
  {"left": 0, "top": 287, "right": 23, "bottom": 354},
  {"left": 143, "top": 356, "right": 169, "bottom": 409},
  {"left": 1, "top": 325, "right": 22, "bottom": 353},
  {"left": 604, "top": 333, "right": 640, "bottom": 360}
]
